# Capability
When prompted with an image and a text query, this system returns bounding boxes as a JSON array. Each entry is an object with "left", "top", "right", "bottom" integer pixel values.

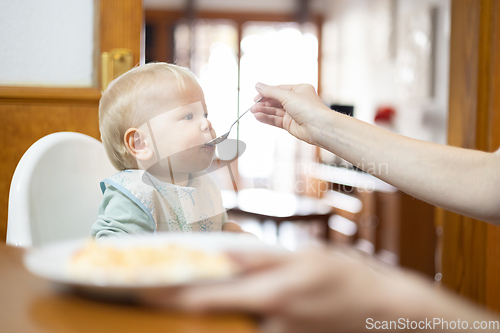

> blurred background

[
  {"left": 0, "top": 0, "right": 451, "bottom": 279},
  {"left": 141, "top": 0, "right": 450, "bottom": 271}
]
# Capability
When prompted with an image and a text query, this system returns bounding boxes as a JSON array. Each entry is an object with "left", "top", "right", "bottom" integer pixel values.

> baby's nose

[{"left": 201, "top": 118, "right": 212, "bottom": 132}]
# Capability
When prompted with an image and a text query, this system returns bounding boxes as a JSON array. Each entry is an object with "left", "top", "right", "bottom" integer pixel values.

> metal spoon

[{"left": 203, "top": 97, "right": 263, "bottom": 147}]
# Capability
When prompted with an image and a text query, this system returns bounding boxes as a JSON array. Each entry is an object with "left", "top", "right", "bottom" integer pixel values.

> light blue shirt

[{"left": 92, "top": 170, "right": 228, "bottom": 238}]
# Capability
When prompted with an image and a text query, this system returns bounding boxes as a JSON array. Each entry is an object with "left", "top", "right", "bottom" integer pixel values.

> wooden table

[
  {"left": 223, "top": 188, "right": 333, "bottom": 239},
  {"left": 0, "top": 243, "right": 258, "bottom": 333}
]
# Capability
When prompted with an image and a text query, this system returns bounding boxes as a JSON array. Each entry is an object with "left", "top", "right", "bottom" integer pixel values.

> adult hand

[
  {"left": 251, "top": 83, "right": 332, "bottom": 146},
  {"left": 146, "top": 246, "right": 445, "bottom": 333}
]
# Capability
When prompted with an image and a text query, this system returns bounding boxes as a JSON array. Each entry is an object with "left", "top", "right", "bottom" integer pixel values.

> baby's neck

[
  {"left": 152, "top": 170, "right": 191, "bottom": 186},
  {"left": 142, "top": 159, "right": 194, "bottom": 186}
]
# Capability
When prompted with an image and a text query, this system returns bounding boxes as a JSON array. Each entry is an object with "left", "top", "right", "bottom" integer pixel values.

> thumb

[{"left": 255, "top": 82, "right": 295, "bottom": 103}]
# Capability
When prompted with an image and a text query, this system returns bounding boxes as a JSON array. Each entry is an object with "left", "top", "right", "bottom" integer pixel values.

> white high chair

[{"left": 7, "top": 132, "right": 117, "bottom": 247}]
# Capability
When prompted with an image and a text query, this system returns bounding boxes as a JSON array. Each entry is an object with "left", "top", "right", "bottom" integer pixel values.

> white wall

[
  {"left": 321, "top": 0, "right": 450, "bottom": 144},
  {"left": 0, "top": 0, "right": 96, "bottom": 87}
]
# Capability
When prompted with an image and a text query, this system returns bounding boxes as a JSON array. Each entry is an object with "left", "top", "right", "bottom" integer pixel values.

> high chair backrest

[{"left": 7, "top": 132, "right": 117, "bottom": 247}]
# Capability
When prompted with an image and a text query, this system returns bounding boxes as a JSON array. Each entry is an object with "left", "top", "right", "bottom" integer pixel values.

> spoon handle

[{"left": 229, "top": 96, "right": 264, "bottom": 130}]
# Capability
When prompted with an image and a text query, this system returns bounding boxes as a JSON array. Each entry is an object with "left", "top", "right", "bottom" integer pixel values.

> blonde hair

[{"left": 99, "top": 62, "right": 200, "bottom": 171}]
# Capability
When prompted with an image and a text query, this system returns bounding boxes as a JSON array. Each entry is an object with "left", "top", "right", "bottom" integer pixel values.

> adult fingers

[
  {"left": 253, "top": 94, "right": 285, "bottom": 109},
  {"left": 251, "top": 104, "right": 286, "bottom": 117},
  {"left": 255, "top": 82, "right": 297, "bottom": 104},
  {"left": 173, "top": 268, "right": 292, "bottom": 313},
  {"left": 254, "top": 113, "right": 284, "bottom": 128},
  {"left": 275, "top": 84, "right": 296, "bottom": 91},
  {"left": 142, "top": 252, "right": 293, "bottom": 312},
  {"left": 181, "top": 253, "right": 317, "bottom": 314}
]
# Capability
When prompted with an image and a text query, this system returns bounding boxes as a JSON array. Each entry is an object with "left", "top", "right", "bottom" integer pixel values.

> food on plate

[{"left": 69, "top": 241, "right": 237, "bottom": 285}]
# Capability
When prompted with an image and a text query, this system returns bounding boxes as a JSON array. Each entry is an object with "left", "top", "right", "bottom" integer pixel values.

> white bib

[{"left": 101, "top": 170, "right": 226, "bottom": 233}]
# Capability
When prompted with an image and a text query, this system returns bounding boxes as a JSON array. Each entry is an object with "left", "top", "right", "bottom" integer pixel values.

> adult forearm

[
  {"left": 363, "top": 265, "right": 500, "bottom": 332},
  {"left": 383, "top": 278, "right": 500, "bottom": 332},
  {"left": 308, "top": 110, "right": 500, "bottom": 224}
]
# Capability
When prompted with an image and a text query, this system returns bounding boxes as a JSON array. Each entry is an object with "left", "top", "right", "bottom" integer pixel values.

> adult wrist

[
  {"left": 369, "top": 271, "right": 437, "bottom": 328},
  {"left": 378, "top": 273, "right": 487, "bottom": 332},
  {"left": 306, "top": 107, "right": 345, "bottom": 151}
]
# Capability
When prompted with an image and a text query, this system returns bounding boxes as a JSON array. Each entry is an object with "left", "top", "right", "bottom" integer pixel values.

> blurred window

[
  {"left": 175, "top": 20, "right": 240, "bottom": 149},
  {"left": 238, "top": 22, "right": 318, "bottom": 188}
]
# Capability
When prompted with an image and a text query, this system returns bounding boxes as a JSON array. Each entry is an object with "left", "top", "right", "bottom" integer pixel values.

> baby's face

[{"left": 138, "top": 82, "right": 216, "bottom": 174}]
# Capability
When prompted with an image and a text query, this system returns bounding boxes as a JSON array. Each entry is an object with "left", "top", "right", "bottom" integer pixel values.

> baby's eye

[
  {"left": 183, "top": 113, "right": 193, "bottom": 120},
  {"left": 204, "top": 113, "right": 208, "bottom": 118}
]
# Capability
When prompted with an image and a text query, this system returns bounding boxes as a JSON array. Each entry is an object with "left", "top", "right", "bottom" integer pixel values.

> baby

[{"left": 92, "top": 62, "right": 243, "bottom": 238}]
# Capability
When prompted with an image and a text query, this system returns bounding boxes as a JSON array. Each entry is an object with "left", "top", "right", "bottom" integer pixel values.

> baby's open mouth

[{"left": 202, "top": 140, "right": 215, "bottom": 148}]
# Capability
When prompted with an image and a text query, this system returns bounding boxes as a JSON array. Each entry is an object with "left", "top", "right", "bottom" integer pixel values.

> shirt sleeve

[
  {"left": 91, "top": 185, "right": 155, "bottom": 239},
  {"left": 221, "top": 210, "right": 229, "bottom": 225}
]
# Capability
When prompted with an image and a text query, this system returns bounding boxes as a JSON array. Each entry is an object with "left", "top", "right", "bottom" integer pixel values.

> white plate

[{"left": 23, "top": 233, "right": 285, "bottom": 299}]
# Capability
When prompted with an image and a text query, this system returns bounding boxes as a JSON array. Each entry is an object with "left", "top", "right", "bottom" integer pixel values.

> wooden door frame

[{"left": 440, "top": 0, "right": 500, "bottom": 312}]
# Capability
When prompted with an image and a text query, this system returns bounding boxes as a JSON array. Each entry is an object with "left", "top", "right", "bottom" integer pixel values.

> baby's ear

[{"left": 124, "top": 128, "right": 154, "bottom": 161}]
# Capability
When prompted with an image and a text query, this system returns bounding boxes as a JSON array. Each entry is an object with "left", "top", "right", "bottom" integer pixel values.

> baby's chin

[
  {"left": 170, "top": 153, "right": 214, "bottom": 174},
  {"left": 189, "top": 153, "right": 215, "bottom": 173}
]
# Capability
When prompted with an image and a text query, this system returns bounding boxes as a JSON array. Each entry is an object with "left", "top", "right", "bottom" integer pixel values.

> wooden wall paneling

[
  {"left": 441, "top": 0, "right": 482, "bottom": 302},
  {"left": 441, "top": 0, "right": 486, "bottom": 305},
  {"left": 100, "top": 0, "right": 143, "bottom": 69},
  {"left": 441, "top": 0, "right": 478, "bottom": 300},
  {"left": 485, "top": 0, "right": 500, "bottom": 312},
  {"left": 153, "top": 21, "right": 174, "bottom": 63},
  {"left": 440, "top": 0, "right": 500, "bottom": 311},
  {"left": 434, "top": 206, "right": 445, "bottom": 280},
  {"left": 398, "top": 193, "right": 436, "bottom": 278},
  {"left": 355, "top": 189, "right": 377, "bottom": 249},
  {"left": 374, "top": 191, "right": 400, "bottom": 257},
  {"left": 314, "top": 15, "right": 323, "bottom": 97},
  {"left": 487, "top": 224, "right": 500, "bottom": 311},
  {"left": 145, "top": 11, "right": 179, "bottom": 63}
]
